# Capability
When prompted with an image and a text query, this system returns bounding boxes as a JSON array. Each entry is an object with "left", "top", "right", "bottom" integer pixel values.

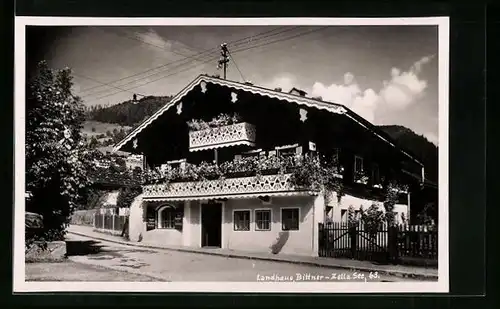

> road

[{"left": 63, "top": 234, "right": 421, "bottom": 282}]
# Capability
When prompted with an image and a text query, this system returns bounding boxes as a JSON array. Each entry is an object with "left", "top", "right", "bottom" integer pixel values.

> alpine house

[{"left": 113, "top": 74, "right": 425, "bottom": 256}]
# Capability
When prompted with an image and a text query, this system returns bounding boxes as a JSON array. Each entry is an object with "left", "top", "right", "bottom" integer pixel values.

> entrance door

[{"left": 201, "top": 203, "right": 222, "bottom": 248}]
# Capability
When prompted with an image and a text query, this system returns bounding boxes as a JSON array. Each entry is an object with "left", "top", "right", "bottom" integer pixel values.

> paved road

[{"left": 65, "top": 234, "right": 421, "bottom": 282}]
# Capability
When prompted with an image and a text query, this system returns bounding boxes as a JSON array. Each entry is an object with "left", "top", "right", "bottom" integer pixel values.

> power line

[
  {"left": 231, "top": 26, "right": 330, "bottom": 55},
  {"left": 77, "top": 26, "right": 300, "bottom": 96},
  {"left": 81, "top": 27, "right": 308, "bottom": 99},
  {"left": 84, "top": 55, "right": 218, "bottom": 103},
  {"left": 230, "top": 26, "right": 302, "bottom": 49},
  {"left": 227, "top": 50, "right": 245, "bottom": 82},
  {"left": 98, "top": 27, "right": 208, "bottom": 62},
  {"left": 73, "top": 73, "right": 147, "bottom": 97},
  {"left": 82, "top": 26, "right": 330, "bottom": 103},
  {"left": 80, "top": 52, "right": 216, "bottom": 99}
]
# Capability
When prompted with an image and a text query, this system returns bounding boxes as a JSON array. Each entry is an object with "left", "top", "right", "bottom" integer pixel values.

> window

[
  {"left": 372, "top": 163, "right": 381, "bottom": 185},
  {"left": 341, "top": 209, "right": 347, "bottom": 221},
  {"left": 158, "top": 206, "right": 176, "bottom": 229},
  {"left": 281, "top": 208, "right": 300, "bottom": 231},
  {"left": 234, "top": 210, "right": 250, "bottom": 231},
  {"left": 276, "top": 144, "right": 299, "bottom": 158},
  {"left": 332, "top": 148, "right": 340, "bottom": 165},
  {"left": 354, "top": 156, "right": 364, "bottom": 173},
  {"left": 255, "top": 209, "right": 271, "bottom": 231},
  {"left": 355, "top": 210, "right": 361, "bottom": 220}
]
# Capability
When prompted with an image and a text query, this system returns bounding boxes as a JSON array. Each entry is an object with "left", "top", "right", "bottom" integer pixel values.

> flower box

[
  {"left": 189, "top": 122, "right": 256, "bottom": 152},
  {"left": 261, "top": 168, "right": 280, "bottom": 176},
  {"left": 226, "top": 170, "right": 256, "bottom": 178}
]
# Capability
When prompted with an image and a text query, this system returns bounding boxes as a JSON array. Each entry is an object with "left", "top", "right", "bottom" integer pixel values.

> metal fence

[
  {"left": 93, "top": 212, "right": 128, "bottom": 232},
  {"left": 70, "top": 210, "right": 97, "bottom": 226},
  {"left": 318, "top": 222, "right": 438, "bottom": 265}
]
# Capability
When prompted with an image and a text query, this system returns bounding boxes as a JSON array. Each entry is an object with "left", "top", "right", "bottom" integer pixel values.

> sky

[{"left": 27, "top": 25, "right": 439, "bottom": 145}]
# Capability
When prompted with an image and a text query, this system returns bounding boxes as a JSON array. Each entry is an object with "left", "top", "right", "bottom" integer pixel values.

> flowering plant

[
  {"left": 354, "top": 170, "right": 369, "bottom": 184},
  {"left": 187, "top": 113, "right": 242, "bottom": 131},
  {"left": 142, "top": 151, "right": 343, "bottom": 195},
  {"left": 289, "top": 153, "right": 343, "bottom": 194}
]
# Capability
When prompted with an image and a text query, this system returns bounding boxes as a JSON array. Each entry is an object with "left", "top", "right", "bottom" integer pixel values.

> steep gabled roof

[{"left": 113, "top": 74, "right": 423, "bottom": 167}]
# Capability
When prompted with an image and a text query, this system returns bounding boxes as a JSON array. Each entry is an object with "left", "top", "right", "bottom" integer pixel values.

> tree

[
  {"left": 25, "top": 61, "right": 97, "bottom": 244},
  {"left": 89, "top": 136, "right": 99, "bottom": 148},
  {"left": 360, "top": 204, "right": 384, "bottom": 238}
]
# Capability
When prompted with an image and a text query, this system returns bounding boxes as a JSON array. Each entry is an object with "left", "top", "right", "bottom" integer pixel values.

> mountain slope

[
  {"left": 86, "top": 95, "right": 173, "bottom": 127},
  {"left": 377, "top": 125, "right": 438, "bottom": 183}
]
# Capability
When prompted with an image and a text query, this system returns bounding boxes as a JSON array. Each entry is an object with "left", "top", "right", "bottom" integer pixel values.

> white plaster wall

[
  {"left": 141, "top": 228, "right": 183, "bottom": 246},
  {"left": 326, "top": 191, "right": 408, "bottom": 223},
  {"left": 128, "top": 194, "right": 145, "bottom": 242},
  {"left": 224, "top": 196, "right": 316, "bottom": 256},
  {"left": 189, "top": 201, "right": 202, "bottom": 247}
]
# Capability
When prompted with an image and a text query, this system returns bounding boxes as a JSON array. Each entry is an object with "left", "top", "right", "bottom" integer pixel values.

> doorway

[{"left": 201, "top": 203, "right": 222, "bottom": 248}]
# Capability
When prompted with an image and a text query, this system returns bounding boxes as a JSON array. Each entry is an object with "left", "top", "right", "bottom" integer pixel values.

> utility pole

[
  {"left": 213, "top": 42, "right": 230, "bottom": 165},
  {"left": 217, "top": 43, "right": 229, "bottom": 79}
]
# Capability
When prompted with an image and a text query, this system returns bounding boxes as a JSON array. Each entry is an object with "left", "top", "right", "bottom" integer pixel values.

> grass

[
  {"left": 26, "top": 261, "right": 166, "bottom": 282},
  {"left": 81, "top": 120, "right": 131, "bottom": 137}
]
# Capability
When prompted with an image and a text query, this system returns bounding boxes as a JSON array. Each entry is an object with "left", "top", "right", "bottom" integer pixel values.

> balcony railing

[
  {"left": 188, "top": 122, "right": 256, "bottom": 152},
  {"left": 141, "top": 151, "right": 345, "bottom": 200},
  {"left": 142, "top": 173, "right": 312, "bottom": 200}
]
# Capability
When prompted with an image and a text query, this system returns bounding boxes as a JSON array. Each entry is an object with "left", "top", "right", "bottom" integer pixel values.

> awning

[{"left": 143, "top": 190, "right": 317, "bottom": 202}]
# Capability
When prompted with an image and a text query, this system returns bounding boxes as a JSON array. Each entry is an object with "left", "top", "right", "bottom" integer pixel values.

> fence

[
  {"left": 318, "top": 222, "right": 438, "bottom": 265},
  {"left": 93, "top": 208, "right": 129, "bottom": 234},
  {"left": 70, "top": 210, "right": 97, "bottom": 227}
]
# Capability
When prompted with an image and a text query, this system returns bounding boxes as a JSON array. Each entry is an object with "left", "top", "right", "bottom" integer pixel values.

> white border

[{"left": 14, "top": 17, "right": 449, "bottom": 293}]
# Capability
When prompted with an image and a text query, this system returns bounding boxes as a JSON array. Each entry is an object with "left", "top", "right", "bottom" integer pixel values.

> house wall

[
  {"left": 325, "top": 191, "right": 408, "bottom": 224},
  {"left": 221, "top": 196, "right": 317, "bottom": 256},
  {"left": 189, "top": 201, "right": 202, "bottom": 247},
  {"left": 141, "top": 228, "right": 183, "bottom": 246}
]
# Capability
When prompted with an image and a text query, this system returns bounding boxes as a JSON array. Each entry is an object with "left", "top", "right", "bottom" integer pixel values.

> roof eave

[{"left": 112, "top": 75, "right": 424, "bottom": 167}]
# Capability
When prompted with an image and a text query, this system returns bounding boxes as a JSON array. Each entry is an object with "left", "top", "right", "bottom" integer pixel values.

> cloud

[
  {"left": 263, "top": 74, "right": 298, "bottom": 92},
  {"left": 311, "top": 72, "right": 378, "bottom": 122},
  {"left": 134, "top": 28, "right": 174, "bottom": 51},
  {"left": 379, "top": 55, "right": 434, "bottom": 109},
  {"left": 307, "top": 55, "right": 434, "bottom": 122}
]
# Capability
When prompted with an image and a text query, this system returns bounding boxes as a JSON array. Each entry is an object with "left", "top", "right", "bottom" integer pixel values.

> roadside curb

[{"left": 68, "top": 231, "right": 438, "bottom": 281}]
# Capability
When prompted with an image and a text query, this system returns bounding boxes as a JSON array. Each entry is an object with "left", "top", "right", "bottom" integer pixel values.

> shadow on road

[{"left": 65, "top": 240, "right": 104, "bottom": 257}]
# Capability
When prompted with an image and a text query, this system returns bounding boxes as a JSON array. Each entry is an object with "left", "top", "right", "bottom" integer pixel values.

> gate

[{"left": 319, "top": 222, "right": 398, "bottom": 263}]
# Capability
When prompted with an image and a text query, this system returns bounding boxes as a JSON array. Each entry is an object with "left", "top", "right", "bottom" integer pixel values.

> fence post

[
  {"left": 388, "top": 225, "right": 398, "bottom": 264},
  {"left": 102, "top": 212, "right": 105, "bottom": 229},
  {"left": 349, "top": 225, "right": 357, "bottom": 259}
]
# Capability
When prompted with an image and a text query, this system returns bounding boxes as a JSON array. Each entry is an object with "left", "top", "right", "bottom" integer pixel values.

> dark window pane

[
  {"left": 282, "top": 208, "right": 299, "bottom": 231},
  {"left": 234, "top": 210, "right": 250, "bottom": 231},
  {"left": 256, "top": 210, "right": 271, "bottom": 231}
]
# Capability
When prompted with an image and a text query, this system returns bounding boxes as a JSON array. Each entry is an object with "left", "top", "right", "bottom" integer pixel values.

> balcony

[
  {"left": 142, "top": 173, "right": 313, "bottom": 201},
  {"left": 142, "top": 147, "right": 344, "bottom": 201},
  {"left": 189, "top": 122, "right": 256, "bottom": 152}
]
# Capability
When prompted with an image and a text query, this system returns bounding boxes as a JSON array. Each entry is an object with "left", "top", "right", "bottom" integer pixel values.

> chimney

[
  {"left": 274, "top": 87, "right": 282, "bottom": 92},
  {"left": 289, "top": 87, "right": 307, "bottom": 97},
  {"left": 244, "top": 80, "right": 253, "bottom": 85}
]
